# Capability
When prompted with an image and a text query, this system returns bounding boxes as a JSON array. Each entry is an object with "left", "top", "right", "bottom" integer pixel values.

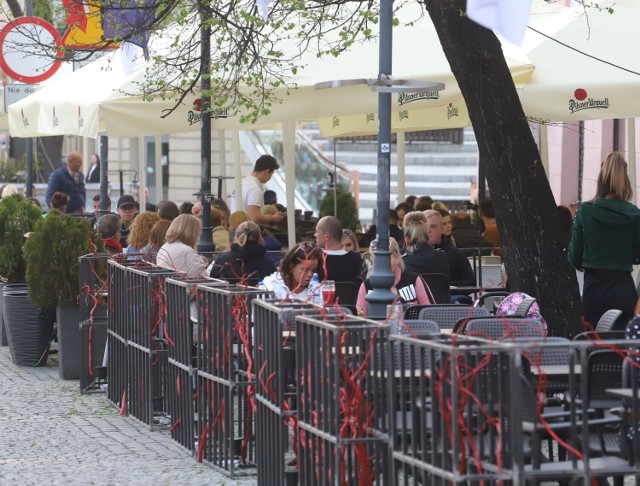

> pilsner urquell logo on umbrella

[
  {"left": 569, "top": 88, "right": 609, "bottom": 114},
  {"left": 78, "top": 106, "right": 84, "bottom": 129},
  {"left": 52, "top": 106, "right": 59, "bottom": 128}
]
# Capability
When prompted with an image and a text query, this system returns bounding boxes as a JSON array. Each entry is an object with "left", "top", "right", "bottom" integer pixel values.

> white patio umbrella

[
  {"left": 8, "top": 8, "right": 534, "bottom": 138},
  {"left": 316, "top": 0, "right": 640, "bottom": 137}
]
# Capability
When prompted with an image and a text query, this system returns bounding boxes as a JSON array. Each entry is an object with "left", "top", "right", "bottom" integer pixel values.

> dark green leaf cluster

[
  {"left": 23, "top": 212, "right": 104, "bottom": 309},
  {"left": 319, "top": 185, "right": 359, "bottom": 231},
  {"left": 0, "top": 195, "right": 42, "bottom": 282}
]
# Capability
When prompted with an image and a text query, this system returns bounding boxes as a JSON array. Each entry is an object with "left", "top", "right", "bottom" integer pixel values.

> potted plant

[
  {"left": 0, "top": 194, "right": 46, "bottom": 365},
  {"left": 319, "top": 185, "right": 359, "bottom": 231},
  {"left": 24, "top": 210, "right": 104, "bottom": 378}
]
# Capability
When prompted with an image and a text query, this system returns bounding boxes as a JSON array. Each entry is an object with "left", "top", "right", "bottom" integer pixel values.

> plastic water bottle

[
  {"left": 387, "top": 302, "right": 403, "bottom": 334},
  {"left": 309, "top": 273, "right": 322, "bottom": 305}
]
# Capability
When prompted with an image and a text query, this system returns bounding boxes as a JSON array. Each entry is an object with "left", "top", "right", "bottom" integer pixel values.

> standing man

[
  {"left": 116, "top": 194, "right": 138, "bottom": 248},
  {"left": 314, "top": 216, "right": 363, "bottom": 283},
  {"left": 242, "top": 155, "right": 285, "bottom": 227},
  {"left": 45, "top": 151, "right": 86, "bottom": 214}
]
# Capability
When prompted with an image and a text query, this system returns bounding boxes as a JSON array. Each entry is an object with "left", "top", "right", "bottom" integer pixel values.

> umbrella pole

[{"left": 366, "top": 0, "right": 396, "bottom": 317}]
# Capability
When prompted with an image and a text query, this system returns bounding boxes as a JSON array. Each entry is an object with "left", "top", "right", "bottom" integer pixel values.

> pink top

[{"left": 356, "top": 267, "right": 431, "bottom": 316}]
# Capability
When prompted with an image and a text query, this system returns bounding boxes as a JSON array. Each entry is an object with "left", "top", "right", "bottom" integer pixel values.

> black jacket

[
  {"left": 209, "top": 241, "right": 276, "bottom": 284},
  {"left": 433, "top": 242, "right": 476, "bottom": 286},
  {"left": 402, "top": 243, "right": 449, "bottom": 276},
  {"left": 318, "top": 251, "right": 363, "bottom": 284}
]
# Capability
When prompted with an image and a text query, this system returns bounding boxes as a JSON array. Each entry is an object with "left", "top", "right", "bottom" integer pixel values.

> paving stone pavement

[{"left": 0, "top": 347, "right": 257, "bottom": 485}]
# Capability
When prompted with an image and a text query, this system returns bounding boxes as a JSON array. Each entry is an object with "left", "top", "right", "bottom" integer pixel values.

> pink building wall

[
  {"left": 546, "top": 0, "right": 639, "bottom": 207},
  {"left": 546, "top": 119, "right": 639, "bottom": 205}
]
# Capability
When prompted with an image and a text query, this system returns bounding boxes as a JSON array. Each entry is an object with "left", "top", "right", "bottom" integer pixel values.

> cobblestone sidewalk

[{"left": 0, "top": 347, "right": 256, "bottom": 486}]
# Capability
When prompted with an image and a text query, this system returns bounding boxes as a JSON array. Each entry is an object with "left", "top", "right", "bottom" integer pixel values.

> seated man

[
  {"left": 96, "top": 214, "right": 123, "bottom": 254},
  {"left": 314, "top": 216, "right": 363, "bottom": 283},
  {"left": 402, "top": 211, "right": 449, "bottom": 276},
  {"left": 425, "top": 210, "right": 476, "bottom": 287}
]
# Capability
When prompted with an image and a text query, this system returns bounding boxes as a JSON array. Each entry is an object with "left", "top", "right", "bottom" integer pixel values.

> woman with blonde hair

[
  {"left": 156, "top": 214, "right": 208, "bottom": 278},
  {"left": 356, "top": 237, "right": 431, "bottom": 316},
  {"left": 569, "top": 152, "right": 640, "bottom": 327},
  {"left": 209, "top": 220, "right": 276, "bottom": 284},
  {"left": 402, "top": 211, "right": 448, "bottom": 276},
  {"left": 125, "top": 211, "right": 160, "bottom": 260}
]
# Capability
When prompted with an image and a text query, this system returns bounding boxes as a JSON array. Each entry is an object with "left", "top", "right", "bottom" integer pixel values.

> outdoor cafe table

[{"left": 607, "top": 388, "right": 640, "bottom": 400}]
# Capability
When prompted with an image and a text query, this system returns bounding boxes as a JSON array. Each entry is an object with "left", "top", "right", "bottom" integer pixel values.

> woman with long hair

[
  {"left": 356, "top": 237, "right": 431, "bottom": 316},
  {"left": 156, "top": 214, "right": 208, "bottom": 278},
  {"left": 125, "top": 211, "right": 160, "bottom": 260},
  {"left": 262, "top": 241, "right": 324, "bottom": 300},
  {"left": 569, "top": 152, "right": 640, "bottom": 327}
]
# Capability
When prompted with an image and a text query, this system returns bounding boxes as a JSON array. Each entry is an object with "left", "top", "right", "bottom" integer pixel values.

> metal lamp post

[
  {"left": 315, "top": 0, "right": 444, "bottom": 316},
  {"left": 197, "top": 19, "right": 215, "bottom": 255}
]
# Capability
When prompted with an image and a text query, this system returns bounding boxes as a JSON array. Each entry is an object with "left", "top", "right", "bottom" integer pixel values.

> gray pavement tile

[{"left": 0, "top": 347, "right": 256, "bottom": 485}]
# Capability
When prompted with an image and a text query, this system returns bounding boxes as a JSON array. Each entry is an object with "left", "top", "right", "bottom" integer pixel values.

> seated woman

[
  {"left": 356, "top": 237, "right": 431, "bottom": 316},
  {"left": 342, "top": 229, "right": 369, "bottom": 280},
  {"left": 140, "top": 219, "right": 171, "bottom": 263},
  {"left": 125, "top": 211, "right": 160, "bottom": 261},
  {"left": 261, "top": 241, "right": 324, "bottom": 301},
  {"left": 209, "top": 221, "right": 276, "bottom": 284},
  {"left": 156, "top": 214, "right": 208, "bottom": 279}
]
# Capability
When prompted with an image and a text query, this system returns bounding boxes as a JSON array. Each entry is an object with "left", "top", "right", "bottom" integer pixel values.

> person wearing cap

[
  {"left": 116, "top": 194, "right": 138, "bottom": 248},
  {"left": 45, "top": 151, "right": 86, "bottom": 214}
]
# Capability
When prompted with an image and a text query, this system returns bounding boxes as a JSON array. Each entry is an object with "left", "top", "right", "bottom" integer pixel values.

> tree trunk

[{"left": 424, "top": 0, "right": 583, "bottom": 337}]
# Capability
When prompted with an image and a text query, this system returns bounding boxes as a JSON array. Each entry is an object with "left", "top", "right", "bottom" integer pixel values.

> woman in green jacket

[{"left": 569, "top": 152, "right": 640, "bottom": 328}]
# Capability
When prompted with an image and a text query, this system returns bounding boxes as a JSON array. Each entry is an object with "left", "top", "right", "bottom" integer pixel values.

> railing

[
  {"left": 339, "top": 128, "right": 464, "bottom": 145},
  {"left": 254, "top": 129, "right": 352, "bottom": 214},
  {"left": 86, "top": 255, "right": 640, "bottom": 483}
]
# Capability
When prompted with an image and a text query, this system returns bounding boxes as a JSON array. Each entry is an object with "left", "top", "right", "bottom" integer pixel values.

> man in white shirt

[{"left": 242, "top": 155, "right": 284, "bottom": 226}]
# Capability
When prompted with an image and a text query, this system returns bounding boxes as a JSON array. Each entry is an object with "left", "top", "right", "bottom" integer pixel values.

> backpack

[{"left": 495, "top": 292, "right": 548, "bottom": 332}]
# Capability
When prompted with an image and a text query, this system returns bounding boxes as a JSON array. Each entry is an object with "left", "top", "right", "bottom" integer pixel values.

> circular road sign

[{"left": 0, "top": 16, "right": 64, "bottom": 83}]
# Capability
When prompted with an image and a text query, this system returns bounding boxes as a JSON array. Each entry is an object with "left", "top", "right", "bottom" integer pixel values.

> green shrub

[
  {"left": 24, "top": 211, "right": 103, "bottom": 308},
  {"left": 319, "top": 185, "right": 359, "bottom": 231},
  {"left": 0, "top": 195, "right": 42, "bottom": 282}
]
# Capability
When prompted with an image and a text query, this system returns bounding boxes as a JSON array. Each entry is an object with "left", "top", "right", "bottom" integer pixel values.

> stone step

[
  {"left": 333, "top": 152, "right": 478, "bottom": 167},
  {"left": 358, "top": 182, "right": 471, "bottom": 199}
]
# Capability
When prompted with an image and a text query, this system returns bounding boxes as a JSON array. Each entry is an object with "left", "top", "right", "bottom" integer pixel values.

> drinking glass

[{"left": 321, "top": 280, "right": 335, "bottom": 305}]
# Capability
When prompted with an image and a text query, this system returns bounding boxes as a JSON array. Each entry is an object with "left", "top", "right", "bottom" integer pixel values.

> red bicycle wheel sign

[{"left": 0, "top": 16, "right": 64, "bottom": 83}]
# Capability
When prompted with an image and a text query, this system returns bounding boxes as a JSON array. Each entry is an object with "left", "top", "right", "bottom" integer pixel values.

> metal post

[
  {"left": 366, "top": 0, "right": 396, "bottom": 317},
  {"left": 333, "top": 141, "right": 338, "bottom": 217},
  {"left": 99, "top": 135, "right": 109, "bottom": 215},
  {"left": 119, "top": 170, "right": 124, "bottom": 197},
  {"left": 25, "top": 139, "right": 33, "bottom": 197},
  {"left": 197, "top": 20, "right": 215, "bottom": 254},
  {"left": 25, "top": 0, "right": 33, "bottom": 198}
]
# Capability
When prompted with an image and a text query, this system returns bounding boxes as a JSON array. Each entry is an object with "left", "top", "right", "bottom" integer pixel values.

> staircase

[{"left": 300, "top": 124, "right": 479, "bottom": 225}]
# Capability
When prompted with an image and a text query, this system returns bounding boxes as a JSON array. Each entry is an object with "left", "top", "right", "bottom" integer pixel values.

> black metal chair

[
  {"left": 420, "top": 273, "right": 451, "bottom": 304},
  {"left": 513, "top": 296, "right": 537, "bottom": 318},
  {"left": 397, "top": 319, "right": 440, "bottom": 337},
  {"left": 455, "top": 316, "right": 546, "bottom": 340},
  {"left": 418, "top": 304, "right": 489, "bottom": 330},
  {"left": 595, "top": 309, "right": 624, "bottom": 333}
]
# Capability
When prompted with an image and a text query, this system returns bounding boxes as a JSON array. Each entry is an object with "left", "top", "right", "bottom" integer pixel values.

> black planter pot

[
  {"left": 0, "top": 282, "right": 7, "bottom": 347},
  {"left": 1, "top": 283, "right": 27, "bottom": 350},
  {"left": 2, "top": 287, "right": 54, "bottom": 366}
]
